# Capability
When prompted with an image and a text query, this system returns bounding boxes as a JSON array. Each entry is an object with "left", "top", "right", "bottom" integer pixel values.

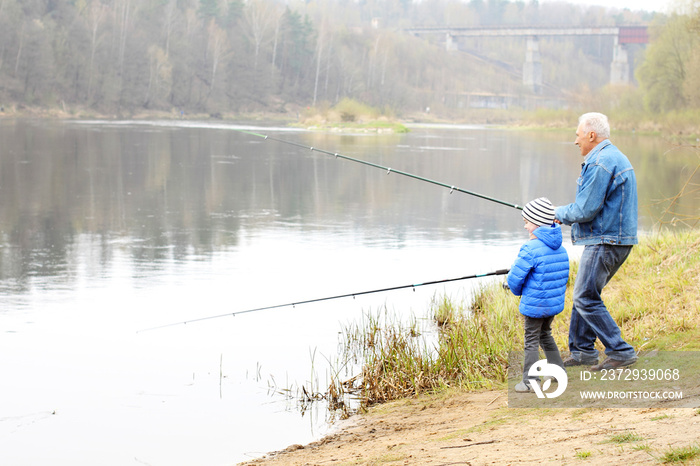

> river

[{"left": 0, "top": 119, "right": 695, "bottom": 465}]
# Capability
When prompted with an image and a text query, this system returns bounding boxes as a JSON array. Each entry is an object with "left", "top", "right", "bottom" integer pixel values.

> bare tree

[
  {"left": 0, "top": 0, "right": 5, "bottom": 72},
  {"left": 80, "top": 0, "right": 107, "bottom": 100},
  {"left": 367, "top": 34, "right": 381, "bottom": 91},
  {"left": 312, "top": 18, "right": 327, "bottom": 106},
  {"left": 14, "top": 20, "right": 24, "bottom": 77},
  {"left": 162, "top": 0, "right": 178, "bottom": 58},
  {"left": 206, "top": 19, "right": 229, "bottom": 98},
  {"left": 243, "top": 0, "right": 277, "bottom": 70},
  {"left": 116, "top": 0, "right": 133, "bottom": 77},
  {"left": 270, "top": 9, "right": 283, "bottom": 79},
  {"left": 145, "top": 45, "right": 171, "bottom": 107}
]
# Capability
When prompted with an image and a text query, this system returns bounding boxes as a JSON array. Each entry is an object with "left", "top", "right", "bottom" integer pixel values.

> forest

[{"left": 0, "top": 0, "right": 697, "bottom": 121}]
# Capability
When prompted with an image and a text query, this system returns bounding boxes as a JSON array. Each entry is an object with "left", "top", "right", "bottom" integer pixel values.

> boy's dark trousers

[{"left": 523, "top": 315, "right": 565, "bottom": 382}]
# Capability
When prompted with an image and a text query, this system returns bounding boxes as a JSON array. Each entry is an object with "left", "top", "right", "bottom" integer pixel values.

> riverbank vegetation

[
  {"left": 297, "top": 98, "right": 409, "bottom": 133},
  {"left": 323, "top": 229, "right": 700, "bottom": 416},
  {"left": 518, "top": 104, "right": 700, "bottom": 138},
  {"left": 1, "top": 0, "right": 699, "bottom": 134}
]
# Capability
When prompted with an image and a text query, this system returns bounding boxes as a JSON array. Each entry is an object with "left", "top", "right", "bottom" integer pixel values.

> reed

[
  {"left": 430, "top": 292, "right": 461, "bottom": 327},
  {"left": 334, "top": 284, "right": 523, "bottom": 409},
  {"left": 328, "top": 230, "right": 700, "bottom": 413}
]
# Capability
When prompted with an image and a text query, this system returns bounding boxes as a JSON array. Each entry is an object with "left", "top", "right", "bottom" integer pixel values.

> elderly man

[{"left": 555, "top": 112, "right": 638, "bottom": 371}]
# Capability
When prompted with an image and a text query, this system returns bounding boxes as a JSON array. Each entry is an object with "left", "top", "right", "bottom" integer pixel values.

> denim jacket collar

[{"left": 583, "top": 139, "right": 611, "bottom": 165}]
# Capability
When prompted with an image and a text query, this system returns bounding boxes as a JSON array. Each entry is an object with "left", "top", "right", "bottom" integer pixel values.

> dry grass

[
  {"left": 604, "top": 231, "right": 700, "bottom": 351},
  {"left": 327, "top": 230, "right": 700, "bottom": 414}
]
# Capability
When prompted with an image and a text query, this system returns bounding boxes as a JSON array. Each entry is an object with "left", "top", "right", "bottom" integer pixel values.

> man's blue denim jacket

[{"left": 555, "top": 139, "right": 638, "bottom": 246}]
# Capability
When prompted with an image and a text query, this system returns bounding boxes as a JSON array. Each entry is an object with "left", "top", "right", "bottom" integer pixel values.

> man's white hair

[{"left": 579, "top": 112, "right": 610, "bottom": 139}]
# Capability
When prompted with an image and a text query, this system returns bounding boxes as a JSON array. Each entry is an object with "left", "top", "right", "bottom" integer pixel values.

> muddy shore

[{"left": 237, "top": 389, "right": 700, "bottom": 465}]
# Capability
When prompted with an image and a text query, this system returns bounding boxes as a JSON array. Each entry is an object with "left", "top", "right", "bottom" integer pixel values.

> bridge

[{"left": 404, "top": 26, "right": 649, "bottom": 93}]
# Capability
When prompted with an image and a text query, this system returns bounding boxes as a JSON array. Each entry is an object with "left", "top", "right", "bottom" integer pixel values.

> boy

[{"left": 507, "top": 198, "right": 569, "bottom": 393}]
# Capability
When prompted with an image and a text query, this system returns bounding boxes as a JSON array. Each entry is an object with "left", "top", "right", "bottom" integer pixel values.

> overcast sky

[{"left": 541, "top": 0, "right": 677, "bottom": 13}]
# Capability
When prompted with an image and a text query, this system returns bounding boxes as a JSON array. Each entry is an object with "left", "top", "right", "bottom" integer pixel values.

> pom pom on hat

[{"left": 522, "top": 197, "right": 555, "bottom": 226}]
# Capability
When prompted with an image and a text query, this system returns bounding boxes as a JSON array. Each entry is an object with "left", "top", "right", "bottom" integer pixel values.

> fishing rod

[
  {"left": 232, "top": 128, "right": 523, "bottom": 211},
  {"left": 138, "top": 268, "right": 510, "bottom": 333}
]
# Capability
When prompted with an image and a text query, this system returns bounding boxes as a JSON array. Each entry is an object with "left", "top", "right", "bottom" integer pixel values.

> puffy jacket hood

[{"left": 533, "top": 224, "right": 563, "bottom": 250}]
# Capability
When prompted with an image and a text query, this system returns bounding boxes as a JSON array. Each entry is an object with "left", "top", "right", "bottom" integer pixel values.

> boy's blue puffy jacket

[{"left": 507, "top": 224, "right": 570, "bottom": 318}]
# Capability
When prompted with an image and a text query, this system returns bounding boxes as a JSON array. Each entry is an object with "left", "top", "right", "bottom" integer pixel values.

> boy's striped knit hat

[{"left": 522, "top": 197, "right": 555, "bottom": 226}]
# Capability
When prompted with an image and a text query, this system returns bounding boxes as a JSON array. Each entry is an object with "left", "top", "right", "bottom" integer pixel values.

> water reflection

[
  {"left": 1, "top": 120, "right": 698, "bottom": 298},
  {"left": 0, "top": 119, "right": 697, "bottom": 464},
  {"left": 2, "top": 121, "right": 696, "bottom": 286}
]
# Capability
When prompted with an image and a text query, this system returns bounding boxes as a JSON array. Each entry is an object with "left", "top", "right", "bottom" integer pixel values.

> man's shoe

[
  {"left": 563, "top": 356, "right": 598, "bottom": 367},
  {"left": 590, "top": 357, "right": 637, "bottom": 371},
  {"left": 514, "top": 381, "right": 534, "bottom": 393}
]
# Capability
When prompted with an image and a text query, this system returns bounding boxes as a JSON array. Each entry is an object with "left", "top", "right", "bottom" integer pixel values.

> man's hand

[{"left": 553, "top": 207, "right": 562, "bottom": 224}]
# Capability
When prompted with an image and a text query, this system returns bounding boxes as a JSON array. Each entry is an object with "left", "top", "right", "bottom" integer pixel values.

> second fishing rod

[
  {"left": 234, "top": 128, "right": 523, "bottom": 211},
  {"left": 138, "top": 268, "right": 511, "bottom": 332}
]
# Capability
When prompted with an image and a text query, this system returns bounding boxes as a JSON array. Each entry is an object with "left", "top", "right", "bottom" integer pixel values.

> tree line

[{"left": 0, "top": 0, "right": 696, "bottom": 118}]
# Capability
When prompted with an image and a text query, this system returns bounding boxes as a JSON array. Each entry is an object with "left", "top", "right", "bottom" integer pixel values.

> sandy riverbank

[{"left": 238, "top": 388, "right": 700, "bottom": 465}]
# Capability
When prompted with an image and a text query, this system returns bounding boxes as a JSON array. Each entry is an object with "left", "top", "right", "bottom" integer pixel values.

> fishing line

[
  {"left": 137, "top": 268, "right": 510, "bottom": 333},
  {"left": 232, "top": 128, "right": 523, "bottom": 210}
]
